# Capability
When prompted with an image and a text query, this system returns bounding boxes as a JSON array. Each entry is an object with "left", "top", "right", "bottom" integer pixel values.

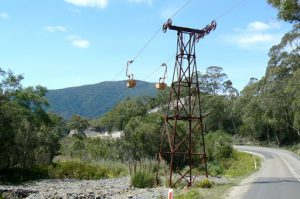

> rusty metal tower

[{"left": 157, "top": 19, "right": 216, "bottom": 187}]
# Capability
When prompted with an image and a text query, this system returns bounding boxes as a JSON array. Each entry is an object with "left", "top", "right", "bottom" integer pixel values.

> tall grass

[
  {"left": 129, "top": 159, "right": 156, "bottom": 188},
  {"left": 49, "top": 160, "right": 128, "bottom": 180}
]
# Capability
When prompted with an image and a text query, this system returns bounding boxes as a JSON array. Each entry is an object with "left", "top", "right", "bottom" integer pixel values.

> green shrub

[
  {"left": 48, "top": 161, "right": 127, "bottom": 180},
  {"left": 130, "top": 160, "right": 156, "bottom": 188},
  {"left": 0, "top": 167, "right": 49, "bottom": 184},
  {"left": 197, "top": 178, "right": 213, "bottom": 188},
  {"left": 131, "top": 171, "right": 155, "bottom": 188},
  {"left": 208, "top": 163, "right": 223, "bottom": 177},
  {"left": 205, "top": 130, "right": 233, "bottom": 162}
]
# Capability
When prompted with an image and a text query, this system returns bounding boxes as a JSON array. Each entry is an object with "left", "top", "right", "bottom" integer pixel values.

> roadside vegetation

[
  {"left": 283, "top": 143, "right": 300, "bottom": 157},
  {"left": 174, "top": 151, "right": 261, "bottom": 199}
]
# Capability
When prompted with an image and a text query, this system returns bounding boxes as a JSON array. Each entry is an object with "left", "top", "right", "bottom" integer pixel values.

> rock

[{"left": 0, "top": 177, "right": 170, "bottom": 199}]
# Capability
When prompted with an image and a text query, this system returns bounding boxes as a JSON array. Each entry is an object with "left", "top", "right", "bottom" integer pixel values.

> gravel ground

[
  {"left": 0, "top": 177, "right": 168, "bottom": 199},
  {"left": 0, "top": 176, "right": 230, "bottom": 199}
]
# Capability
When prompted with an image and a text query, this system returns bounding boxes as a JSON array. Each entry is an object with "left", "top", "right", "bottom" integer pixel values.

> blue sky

[{"left": 0, "top": 0, "right": 293, "bottom": 91}]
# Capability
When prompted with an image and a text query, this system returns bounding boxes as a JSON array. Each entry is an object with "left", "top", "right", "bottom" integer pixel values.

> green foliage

[
  {"left": 235, "top": 24, "right": 300, "bottom": 145},
  {"left": 208, "top": 164, "right": 224, "bottom": 177},
  {"left": 0, "top": 68, "right": 66, "bottom": 169},
  {"left": 224, "top": 151, "right": 261, "bottom": 177},
  {"left": 94, "top": 98, "right": 148, "bottom": 132},
  {"left": 49, "top": 161, "right": 127, "bottom": 180},
  {"left": 175, "top": 189, "right": 203, "bottom": 199},
  {"left": 130, "top": 160, "right": 156, "bottom": 188},
  {"left": 205, "top": 130, "right": 234, "bottom": 161},
  {"left": 285, "top": 144, "right": 300, "bottom": 156},
  {"left": 197, "top": 178, "right": 214, "bottom": 188},
  {"left": 200, "top": 66, "right": 228, "bottom": 95},
  {"left": 122, "top": 113, "right": 163, "bottom": 161},
  {"left": 67, "top": 114, "right": 89, "bottom": 132},
  {"left": 0, "top": 167, "right": 49, "bottom": 184},
  {"left": 59, "top": 136, "right": 121, "bottom": 161},
  {"left": 202, "top": 95, "right": 240, "bottom": 133},
  {"left": 131, "top": 171, "right": 155, "bottom": 188},
  {"left": 268, "top": 0, "right": 300, "bottom": 23},
  {"left": 205, "top": 131, "right": 234, "bottom": 176},
  {"left": 46, "top": 80, "right": 157, "bottom": 119}
]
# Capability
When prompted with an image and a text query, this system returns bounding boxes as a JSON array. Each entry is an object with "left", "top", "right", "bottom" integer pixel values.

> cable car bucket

[
  {"left": 126, "top": 60, "right": 136, "bottom": 88},
  {"left": 156, "top": 63, "right": 167, "bottom": 90}
]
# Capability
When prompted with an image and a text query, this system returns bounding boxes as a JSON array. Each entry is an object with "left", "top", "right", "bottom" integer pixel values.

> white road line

[{"left": 279, "top": 155, "right": 300, "bottom": 182}]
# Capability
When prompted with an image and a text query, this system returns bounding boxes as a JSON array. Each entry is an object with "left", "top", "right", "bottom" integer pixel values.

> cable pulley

[
  {"left": 126, "top": 60, "right": 136, "bottom": 88},
  {"left": 156, "top": 63, "right": 168, "bottom": 90},
  {"left": 163, "top": 19, "right": 173, "bottom": 33},
  {"left": 196, "top": 20, "right": 217, "bottom": 42}
]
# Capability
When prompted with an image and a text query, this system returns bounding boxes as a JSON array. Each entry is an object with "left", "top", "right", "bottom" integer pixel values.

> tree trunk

[
  {"left": 274, "top": 130, "right": 280, "bottom": 147},
  {"left": 285, "top": 107, "right": 296, "bottom": 144},
  {"left": 267, "top": 124, "right": 270, "bottom": 146}
]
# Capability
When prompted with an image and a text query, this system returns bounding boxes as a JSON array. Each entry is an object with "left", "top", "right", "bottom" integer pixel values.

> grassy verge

[
  {"left": 224, "top": 150, "right": 261, "bottom": 177},
  {"left": 175, "top": 183, "right": 235, "bottom": 199},
  {"left": 173, "top": 150, "right": 261, "bottom": 199}
]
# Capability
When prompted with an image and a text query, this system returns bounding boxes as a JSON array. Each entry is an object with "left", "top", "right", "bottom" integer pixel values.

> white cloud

[
  {"left": 67, "top": 35, "right": 90, "bottom": 48},
  {"left": 65, "top": 0, "right": 108, "bottom": 8},
  {"left": 226, "top": 21, "right": 284, "bottom": 50},
  {"left": 236, "top": 34, "right": 277, "bottom": 45},
  {"left": 247, "top": 21, "right": 270, "bottom": 32},
  {"left": 44, "top": 26, "right": 67, "bottom": 33},
  {"left": 129, "top": 0, "right": 154, "bottom": 5},
  {"left": 0, "top": 12, "right": 9, "bottom": 19},
  {"left": 246, "top": 21, "right": 281, "bottom": 32}
]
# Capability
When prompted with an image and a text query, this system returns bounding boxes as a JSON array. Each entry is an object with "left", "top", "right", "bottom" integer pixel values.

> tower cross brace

[{"left": 157, "top": 19, "right": 216, "bottom": 188}]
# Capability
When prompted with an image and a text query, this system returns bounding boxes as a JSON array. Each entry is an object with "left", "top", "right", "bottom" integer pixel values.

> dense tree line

[
  {"left": 198, "top": 1, "right": 300, "bottom": 145},
  {"left": 0, "top": 69, "right": 67, "bottom": 169},
  {"left": 235, "top": 24, "right": 300, "bottom": 145}
]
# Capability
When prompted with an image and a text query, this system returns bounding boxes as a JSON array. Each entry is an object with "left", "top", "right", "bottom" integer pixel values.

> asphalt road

[{"left": 235, "top": 145, "right": 300, "bottom": 199}]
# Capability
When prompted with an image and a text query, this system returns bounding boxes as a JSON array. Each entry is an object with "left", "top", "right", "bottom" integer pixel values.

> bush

[
  {"left": 49, "top": 161, "right": 127, "bottom": 180},
  {"left": 208, "top": 164, "right": 223, "bottom": 177},
  {"left": 130, "top": 160, "right": 155, "bottom": 188},
  {"left": 0, "top": 167, "right": 49, "bottom": 184},
  {"left": 197, "top": 178, "right": 213, "bottom": 188},
  {"left": 205, "top": 130, "right": 233, "bottom": 161},
  {"left": 131, "top": 171, "right": 155, "bottom": 188}
]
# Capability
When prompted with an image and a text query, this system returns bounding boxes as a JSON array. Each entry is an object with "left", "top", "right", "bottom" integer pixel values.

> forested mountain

[{"left": 46, "top": 80, "right": 157, "bottom": 119}]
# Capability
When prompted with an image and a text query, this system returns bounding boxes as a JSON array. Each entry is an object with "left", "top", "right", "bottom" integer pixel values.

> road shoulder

[{"left": 223, "top": 150, "right": 265, "bottom": 199}]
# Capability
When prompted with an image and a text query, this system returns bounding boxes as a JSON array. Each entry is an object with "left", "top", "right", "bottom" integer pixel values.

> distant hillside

[{"left": 46, "top": 80, "right": 157, "bottom": 119}]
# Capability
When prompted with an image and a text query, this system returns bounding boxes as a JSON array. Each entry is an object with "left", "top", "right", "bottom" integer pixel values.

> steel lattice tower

[{"left": 157, "top": 19, "right": 216, "bottom": 188}]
